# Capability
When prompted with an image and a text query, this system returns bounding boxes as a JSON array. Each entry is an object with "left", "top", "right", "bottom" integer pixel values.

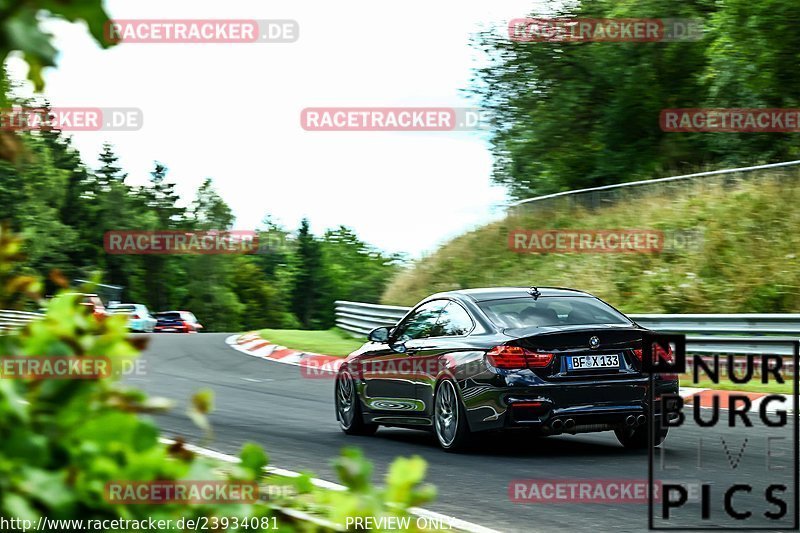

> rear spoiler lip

[{"left": 502, "top": 323, "right": 645, "bottom": 338}]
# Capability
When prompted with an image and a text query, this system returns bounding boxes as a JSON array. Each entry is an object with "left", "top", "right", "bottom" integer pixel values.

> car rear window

[
  {"left": 157, "top": 312, "right": 181, "bottom": 320},
  {"left": 109, "top": 305, "right": 136, "bottom": 313},
  {"left": 478, "top": 296, "right": 631, "bottom": 329}
]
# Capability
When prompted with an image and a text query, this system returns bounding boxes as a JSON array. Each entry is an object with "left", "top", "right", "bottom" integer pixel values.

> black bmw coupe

[{"left": 335, "top": 287, "right": 679, "bottom": 451}]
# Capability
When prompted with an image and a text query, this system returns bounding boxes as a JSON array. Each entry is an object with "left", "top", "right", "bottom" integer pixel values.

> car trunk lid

[{"left": 503, "top": 325, "right": 645, "bottom": 379}]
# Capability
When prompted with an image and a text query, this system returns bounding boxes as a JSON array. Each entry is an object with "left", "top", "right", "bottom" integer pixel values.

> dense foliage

[
  {"left": 474, "top": 0, "right": 800, "bottom": 197},
  {"left": 0, "top": 120, "right": 401, "bottom": 331},
  {"left": 0, "top": 227, "right": 436, "bottom": 532}
]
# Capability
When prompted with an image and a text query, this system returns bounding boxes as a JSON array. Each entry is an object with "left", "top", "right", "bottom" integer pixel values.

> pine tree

[
  {"left": 290, "top": 218, "right": 329, "bottom": 328},
  {"left": 147, "top": 162, "right": 183, "bottom": 227},
  {"left": 93, "top": 143, "right": 132, "bottom": 288}
]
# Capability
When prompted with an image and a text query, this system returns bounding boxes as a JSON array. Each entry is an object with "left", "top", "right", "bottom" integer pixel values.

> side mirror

[{"left": 367, "top": 326, "right": 390, "bottom": 343}]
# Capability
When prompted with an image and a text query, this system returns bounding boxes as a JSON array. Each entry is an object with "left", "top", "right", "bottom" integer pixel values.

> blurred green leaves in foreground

[
  {"left": 0, "top": 0, "right": 114, "bottom": 161},
  {"left": 0, "top": 225, "right": 438, "bottom": 532}
]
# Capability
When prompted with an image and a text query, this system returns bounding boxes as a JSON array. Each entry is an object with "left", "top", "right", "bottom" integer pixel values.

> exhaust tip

[
  {"left": 564, "top": 418, "right": 576, "bottom": 430},
  {"left": 551, "top": 419, "right": 564, "bottom": 430},
  {"left": 625, "top": 415, "right": 636, "bottom": 426},
  {"left": 636, "top": 415, "right": 647, "bottom": 426}
]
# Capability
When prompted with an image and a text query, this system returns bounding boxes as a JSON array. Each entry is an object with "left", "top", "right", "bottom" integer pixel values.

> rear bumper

[
  {"left": 154, "top": 326, "right": 188, "bottom": 333},
  {"left": 461, "top": 375, "right": 678, "bottom": 433}
]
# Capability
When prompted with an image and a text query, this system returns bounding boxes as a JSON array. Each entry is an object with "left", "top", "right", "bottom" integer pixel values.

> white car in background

[{"left": 107, "top": 303, "right": 157, "bottom": 332}]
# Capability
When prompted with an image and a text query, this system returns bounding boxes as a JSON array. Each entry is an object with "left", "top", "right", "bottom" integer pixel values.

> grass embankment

[
  {"left": 257, "top": 328, "right": 363, "bottom": 357},
  {"left": 382, "top": 176, "right": 800, "bottom": 313}
]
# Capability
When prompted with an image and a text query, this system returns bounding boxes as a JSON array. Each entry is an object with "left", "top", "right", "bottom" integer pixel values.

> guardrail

[
  {"left": 335, "top": 301, "right": 409, "bottom": 336},
  {"left": 0, "top": 309, "right": 45, "bottom": 332},
  {"left": 335, "top": 300, "right": 800, "bottom": 371}
]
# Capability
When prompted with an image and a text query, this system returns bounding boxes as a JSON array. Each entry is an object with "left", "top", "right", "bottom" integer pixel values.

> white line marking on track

[{"left": 160, "top": 437, "right": 502, "bottom": 533}]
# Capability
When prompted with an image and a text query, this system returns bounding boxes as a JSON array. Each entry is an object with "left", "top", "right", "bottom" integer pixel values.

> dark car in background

[
  {"left": 154, "top": 311, "right": 203, "bottom": 333},
  {"left": 335, "top": 287, "right": 678, "bottom": 451}
]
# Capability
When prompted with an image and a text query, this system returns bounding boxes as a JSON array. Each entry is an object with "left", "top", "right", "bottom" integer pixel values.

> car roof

[{"left": 430, "top": 287, "right": 593, "bottom": 303}]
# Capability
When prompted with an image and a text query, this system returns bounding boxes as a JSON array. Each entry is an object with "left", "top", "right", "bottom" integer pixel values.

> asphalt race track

[{"left": 131, "top": 333, "right": 798, "bottom": 533}]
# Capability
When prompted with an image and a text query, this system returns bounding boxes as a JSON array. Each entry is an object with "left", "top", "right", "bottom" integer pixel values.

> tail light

[
  {"left": 486, "top": 346, "right": 554, "bottom": 369},
  {"left": 131, "top": 314, "right": 140, "bottom": 319},
  {"left": 633, "top": 344, "right": 674, "bottom": 364}
]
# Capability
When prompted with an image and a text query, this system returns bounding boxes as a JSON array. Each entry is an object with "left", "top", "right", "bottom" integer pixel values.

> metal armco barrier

[
  {"left": 335, "top": 300, "right": 800, "bottom": 374},
  {"left": 0, "top": 309, "right": 44, "bottom": 332}
]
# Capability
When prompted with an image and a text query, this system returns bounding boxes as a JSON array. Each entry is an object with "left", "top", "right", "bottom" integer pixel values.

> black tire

[
  {"left": 615, "top": 425, "right": 668, "bottom": 449},
  {"left": 335, "top": 370, "right": 378, "bottom": 436},
  {"left": 433, "top": 379, "right": 471, "bottom": 452}
]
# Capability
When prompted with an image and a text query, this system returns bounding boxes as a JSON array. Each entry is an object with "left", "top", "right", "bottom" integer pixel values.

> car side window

[
  {"left": 430, "top": 302, "right": 473, "bottom": 337},
  {"left": 393, "top": 300, "right": 447, "bottom": 341}
]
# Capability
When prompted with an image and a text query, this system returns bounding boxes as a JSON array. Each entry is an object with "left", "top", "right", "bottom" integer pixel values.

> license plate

[
  {"left": 567, "top": 354, "right": 619, "bottom": 370},
  {"left": 161, "top": 328, "right": 175, "bottom": 332}
]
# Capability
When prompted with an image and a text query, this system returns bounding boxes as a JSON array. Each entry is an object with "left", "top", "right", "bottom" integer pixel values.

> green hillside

[{"left": 382, "top": 175, "right": 800, "bottom": 313}]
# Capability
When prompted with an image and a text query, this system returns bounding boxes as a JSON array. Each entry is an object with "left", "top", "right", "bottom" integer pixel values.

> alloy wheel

[{"left": 435, "top": 381, "right": 458, "bottom": 446}]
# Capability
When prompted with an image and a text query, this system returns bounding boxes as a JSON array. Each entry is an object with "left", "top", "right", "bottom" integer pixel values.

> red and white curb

[{"left": 225, "top": 332, "right": 344, "bottom": 374}]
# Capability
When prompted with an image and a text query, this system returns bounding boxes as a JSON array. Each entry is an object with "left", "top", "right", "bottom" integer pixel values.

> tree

[
  {"left": 290, "top": 219, "right": 329, "bottom": 328},
  {"left": 91, "top": 144, "right": 134, "bottom": 288},
  {"left": 146, "top": 162, "right": 184, "bottom": 226},
  {"left": 232, "top": 257, "right": 298, "bottom": 330},
  {"left": 322, "top": 226, "right": 401, "bottom": 304},
  {"left": 182, "top": 179, "right": 243, "bottom": 331},
  {"left": 190, "top": 178, "right": 233, "bottom": 229},
  {"left": 136, "top": 162, "right": 186, "bottom": 310},
  {"left": 38, "top": 109, "right": 99, "bottom": 273},
  {"left": 471, "top": 0, "right": 800, "bottom": 198}
]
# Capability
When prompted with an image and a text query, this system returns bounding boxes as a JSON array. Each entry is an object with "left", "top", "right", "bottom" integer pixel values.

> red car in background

[
  {"left": 154, "top": 311, "right": 203, "bottom": 333},
  {"left": 62, "top": 293, "right": 108, "bottom": 321}
]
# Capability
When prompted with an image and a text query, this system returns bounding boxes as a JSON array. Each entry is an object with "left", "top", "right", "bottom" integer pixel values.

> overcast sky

[{"left": 7, "top": 0, "right": 545, "bottom": 257}]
